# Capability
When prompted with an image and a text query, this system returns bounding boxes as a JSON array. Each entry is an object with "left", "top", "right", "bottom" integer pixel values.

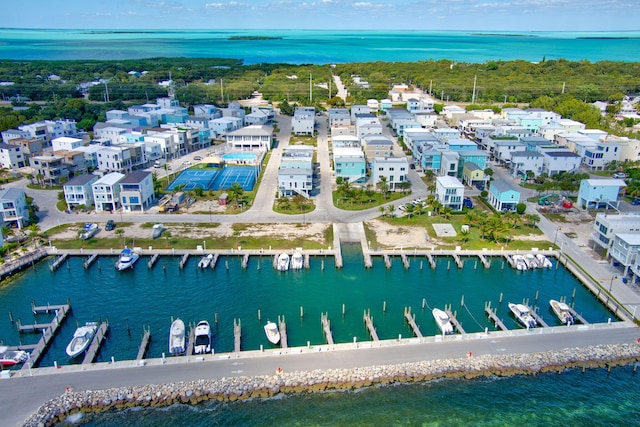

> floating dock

[
  {"left": 233, "top": 318, "right": 241, "bottom": 353},
  {"left": 136, "top": 327, "right": 151, "bottom": 361},
  {"left": 363, "top": 310, "right": 379, "bottom": 341},
  {"left": 20, "top": 303, "right": 71, "bottom": 370},
  {"left": 321, "top": 312, "right": 334, "bottom": 345},
  {"left": 403, "top": 307, "right": 422, "bottom": 338},
  {"left": 210, "top": 254, "right": 219, "bottom": 269},
  {"left": 568, "top": 306, "right": 589, "bottom": 325},
  {"left": 278, "top": 315, "right": 288, "bottom": 349},
  {"left": 426, "top": 253, "right": 436, "bottom": 269},
  {"left": 82, "top": 321, "right": 109, "bottom": 364}
]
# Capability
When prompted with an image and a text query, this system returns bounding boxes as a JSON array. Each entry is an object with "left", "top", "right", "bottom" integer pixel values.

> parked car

[
  {"left": 194, "top": 156, "right": 203, "bottom": 161},
  {"left": 463, "top": 197, "right": 474, "bottom": 209},
  {"left": 105, "top": 220, "right": 116, "bottom": 231},
  {"left": 613, "top": 172, "right": 627, "bottom": 179},
  {"left": 475, "top": 182, "right": 485, "bottom": 191},
  {"left": 631, "top": 198, "right": 640, "bottom": 206}
]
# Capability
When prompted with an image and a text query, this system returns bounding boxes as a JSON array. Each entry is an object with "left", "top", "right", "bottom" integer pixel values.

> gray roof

[
  {"left": 491, "top": 179, "right": 520, "bottom": 194},
  {"left": 120, "top": 170, "right": 151, "bottom": 184},
  {"left": 65, "top": 174, "right": 98, "bottom": 186},
  {"left": 511, "top": 150, "right": 543, "bottom": 158},
  {"left": 544, "top": 151, "right": 581, "bottom": 158},
  {"left": 0, "top": 187, "right": 23, "bottom": 201}
]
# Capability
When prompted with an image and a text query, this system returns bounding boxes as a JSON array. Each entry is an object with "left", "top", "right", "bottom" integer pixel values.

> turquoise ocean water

[{"left": 1, "top": 29, "right": 640, "bottom": 63}]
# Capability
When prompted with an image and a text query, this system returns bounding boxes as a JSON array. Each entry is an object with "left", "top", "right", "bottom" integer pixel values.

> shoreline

[{"left": 23, "top": 342, "right": 640, "bottom": 426}]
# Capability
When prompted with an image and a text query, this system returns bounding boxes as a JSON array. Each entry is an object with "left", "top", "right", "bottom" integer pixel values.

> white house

[
  {"left": 435, "top": 175, "right": 465, "bottom": 211},
  {"left": 63, "top": 174, "right": 99, "bottom": 209},
  {"left": 93, "top": 172, "right": 125, "bottom": 212},
  {"left": 292, "top": 107, "right": 315, "bottom": 135},
  {"left": 329, "top": 108, "right": 351, "bottom": 127},
  {"left": 278, "top": 146, "right": 314, "bottom": 198},
  {"left": 225, "top": 125, "right": 273, "bottom": 151},
  {"left": 510, "top": 151, "right": 544, "bottom": 178},
  {"left": 592, "top": 213, "right": 640, "bottom": 256},
  {"left": 0, "top": 143, "right": 25, "bottom": 169},
  {"left": 541, "top": 150, "right": 581, "bottom": 176},
  {"left": 119, "top": 171, "right": 155, "bottom": 212},
  {"left": 371, "top": 157, "right": 409, "bottom": 191},
  {"left": 51, "top": 136, "right": 84, "bottom": 152},
  {"left": 0, "top": 188, "right": 28, "bottom": 229}
]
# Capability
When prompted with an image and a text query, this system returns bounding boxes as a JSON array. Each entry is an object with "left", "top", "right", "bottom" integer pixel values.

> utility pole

[
  {"left": 562, "top": 82, "right": 566, "bottom": 94},
  {"left": 429, "top": 79, "right": 432, "bottom": 95},
  {"left": 472, "top": 75, "right": 477, "bottom": 104},
  {"left": 104, "top": 82, "right": 110, "bottom": 102},
  {"left": 310, "top": 74, "right": 313, "bottom": 103},
  {"left": 220, "top": 79, "right": 224, "bottom": 104}
]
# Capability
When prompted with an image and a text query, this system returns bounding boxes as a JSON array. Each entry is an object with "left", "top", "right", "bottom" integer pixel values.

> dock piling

[{"left": 257, "top": 309, "right": 261, "bottom": 321}]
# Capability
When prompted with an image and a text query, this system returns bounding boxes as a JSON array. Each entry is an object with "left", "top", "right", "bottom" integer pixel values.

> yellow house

[{"left": 462, "top": 162, "right": 485, "bottom": 187}]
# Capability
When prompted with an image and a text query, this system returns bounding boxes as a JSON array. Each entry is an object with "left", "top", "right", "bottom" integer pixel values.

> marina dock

[
  {"left": 321, "top": 312, "right": 334, "bottom": 345},
  {"left": 49, "top": 253, "right": 68, "bottom": 271},
  {"left": 452, "top": 254, "right": 463, "bottom": 269},
  {"left": 82, "top": 321, "right": 109, "bottom": 364},
  {"left": 0, "top": 249, "right": 47, "bottom": 281},
  {"left": 445, "top": 309, "right": 466, "bottom": 335},
  {"left": 185, "top": 324, "right": 195, "bottom": 356},
  {"left": 401, "top": 253, "right": 410, "bottom": 269},
  {"left": 568, "top": 306, "right": 589, "bottom": 325},
  {"left": 147, "top": 254, "right": 159, "bottom": 269},
  {"left": 83, "top": 254, "right": 98, "bottom": 269},
  {"left": 234, "top": 318, "right": 241, "bottom": 353},
  {"left": 526, "top": 305, "right": 549, "bottom": 328},
  {"left": 241, "top": 254, "right": 249, "bottom": 269},
  {"left": 136, "top": 327, "right": 151, "bottom": 361},
  {"left": 403, "top": 307, "right": 423, "bottom": 338},
  {"left": 363, "top": 310, "right": 379, "bottom": 341},
  {"left": 179, "top": 253, "right": 189, "bottom": 269},
  {"left": 426, "top": 253, "right": 436, "bottom": 269},
  {"left": 278, "top": 315, "right": 288, "bottom": 349},
  {"left": 210, "top": 254, "right": 219, "bottom": 269},
  {"left": 19, "top": 303, "right": 71, "bottom": 370},
  {"left": 484, "top": 304, "right": 508, "bottom": 331},
  {"left": 478, "top": 254, "right": 490, "bottom": 269},
  {"left": 383, "top": 254, "right": 392, "bottom": 269},
  {"left": 504, "top": 254, "right": 516, "bottom": 268}
]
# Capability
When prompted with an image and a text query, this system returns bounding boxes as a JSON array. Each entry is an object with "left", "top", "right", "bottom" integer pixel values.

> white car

[{"left": 612, "top": 173, "right": 626, "bottom": 179}]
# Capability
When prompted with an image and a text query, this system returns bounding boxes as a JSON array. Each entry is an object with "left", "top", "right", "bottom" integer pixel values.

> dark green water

[
  {"left": 0, "top": 246, "right": 614, "bottom": 367},
  {"left": 59, "top": 367, "right": 640, "bottom": 426}
]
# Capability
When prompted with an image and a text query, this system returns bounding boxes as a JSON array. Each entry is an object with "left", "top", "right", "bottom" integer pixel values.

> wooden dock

[
  {"left": 526, "top": 305, "right": 549, "bottom": 328},
  {"left": 426, "top": 253, "right": 436, "bottom": 269},
  {"left": 363, "top": 310, "right": 379, "bottom": 341},
  {"left": 49, "top": 254, "right": 68, "bottom": 271},
  {"left": 179, "top": 253, "right": 189, "bottom": 269},
  {"left": 0, "top": 249, "right": 48, "bottom": 281},
  {"left": 82, "top": 321, "right": 109, "bottom": 364},
  {"left": 210, "top": 254, "right": 219, "bottom": 269},
  {"left": 568, "top": 306, "right": 589, "bottom": 325},
  {"left": 478, "top": 254, "right": 490, "bottom": 269},
  {"left": 19, "top": 303, "right": 71, "bottom": 370},
  {"left": 363, "top": 252, "right": 373, "bottom": 269},
  {"left": 504, "top": 254, "right": 516, "bottom": 268},
  {"left": 403, "top": 307, "right": 423, "bottom": 338},
  {"left": 83, "top": 254, "right": 98, "bottom": 269},
  {"left": 278, "top": 315, "right": 288, "bottom": 349},
  {"left": 401, "top": 254, "right": 410, "bottom": 269},
  {"left": 445, "top": 309, "right": 466, "bottom": 335},
  {"left": 136, "top": 327, "right": 151, "bottom": 361},
  {"left": 233, "top": 318, "right": 241, "bottom": 353},
  {"left": 485, "top": 306, "right": 508, "bottom": 331},
  {"left": 304, "top": 253, "right": 310, "bottom": 269},
  {"left": 321, "top": 312, "right": 334, "bottom": 345},
  {"left": 383, "top": 254, "right": 392, "bottom": 269},
  {"left": 185, "top": 324, "right": 195, "bottom": 356},
  {"left": 452, "top": 254, "right": 463, "bottom": 268},
  {"left": 241, "top": 253, "right": 249, "bottom": 269},
  {"left": 147, "top": 253, "right": 159, "bottom": 269}
]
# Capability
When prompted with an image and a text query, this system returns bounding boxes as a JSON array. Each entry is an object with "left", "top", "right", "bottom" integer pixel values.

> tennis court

[
  {"left": 211, "top": 166, "right": 258, "bottom": 191},
  {"left": 167, "top": 169, "right": 219, "bottom": 191}
]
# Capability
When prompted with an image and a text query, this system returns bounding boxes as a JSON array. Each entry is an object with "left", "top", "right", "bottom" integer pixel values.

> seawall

[{"left": 23, "top": 342, "right": 640, "bottom": 426}]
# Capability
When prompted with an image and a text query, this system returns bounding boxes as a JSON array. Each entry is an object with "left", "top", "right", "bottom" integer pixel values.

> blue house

[
  {"left": 488, "top": 179, "right": 521, "bottom": 211},
  {"left": 578, "top": 179, "right": 627, "bottom": 209}
]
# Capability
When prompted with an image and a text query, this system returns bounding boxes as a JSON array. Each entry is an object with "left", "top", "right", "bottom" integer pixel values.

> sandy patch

[{"left": 366, "top": 219, "right": 436, "bottom": 249}]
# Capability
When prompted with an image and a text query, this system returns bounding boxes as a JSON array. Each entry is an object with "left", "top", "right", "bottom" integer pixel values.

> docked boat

[
  {"left": 198, "top": 254, "right": 214, "bottom": 269},
  {"left": 0, "top": 346, "right": 29, "bottom": 366},
  {"left": 276, "top": 253, "right": 290, "bottom": 271},
  {"left": 115, "top": 247, "right": 139, "bottom": 271},
  {"left": 79, "top": 223, "right": 99, "bottom": 240},
  {"left": 263, "top": 321, "right": 281, "bottom": 344},
  {"left": 536, "top": 253, "right": 553, "bottom": 269},
  {"left": 65, "top": 322, "right": 98, "bottom": 358},
  {"left": 432, "top": 308, "right": 454, "bottom": 335},
  {"left": 290, "top": 252, "right": 304, "bottom": 270},
  {"left": 508, "top": 303, "right": 537, "bottom": 329},
  {"left": 512, "top": 255, "right": 528, "bottom": 271},
  {"left": 152, "top": 223, "right": 165, "bottom": 239},
  {"left": 169, "top": 318, "right": 186, "bottom": 356},
  {"left": 193, "top": 320, "right": 212, "bottom": 354},
  {"left": 550, "top": 299, "right": 574, "bottom": 325},
  {"left": 523, "top": 253, "right": 539, "bottom": 269}
]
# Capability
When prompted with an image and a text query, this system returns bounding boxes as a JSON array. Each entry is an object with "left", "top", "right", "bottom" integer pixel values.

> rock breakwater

[{"left": 23, "top": 343, "right": 640, "bottom": 426}]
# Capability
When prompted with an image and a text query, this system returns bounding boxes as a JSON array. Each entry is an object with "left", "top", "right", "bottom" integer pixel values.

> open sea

[{"left": 1, "top": 29, "right": 640, "bottom": 64}]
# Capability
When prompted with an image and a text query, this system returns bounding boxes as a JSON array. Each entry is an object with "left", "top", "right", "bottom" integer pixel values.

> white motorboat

[
  {"left": 169, "top": 318, "right": 186, "bottom": 356},
  {"left": 290, "top": 252, "right": 304, "bottom": 270},
  {"left": 508, "top": 303, "right": 537, "bottom": 329},
  {"left": 432, "top": 308, "right": 454, "bottom": 335},
  {"left": 66, "top": 322, "right": 98, "bottom": 358},
  {"left": 550, "top": 299, "right": 574, "bottom": 325},
  {"left": 193, "top": 320, "right": 212, "bottom": 354},
  {"left": 115, "top": 247, "right": 139, "bottom": 271},
  {"left": 0, "top": 346, "right": 29, "bottom": 366},
  {"left": 198, "top": 254, "right": 214, "bottom": 269},
  {"left": 512, "top": 255, "right": 528, "bottom": 271},
  {"left": 536, "top": 253, "right": 553, "bottom": 269},
  {"left": 523, "top": 253, "right": 539, "bottom": 269},
  {"left": 263, "top": 321, "right": 281, "bottom": 345},
  {"left": 79, "top": 223, "right": 99, "bottom": 240},
  {"left": 152, "top": 224, "right": 165, "bottom": 239},
  {"left": 276, "top": 253, "right": 290, "bottom": 271}
]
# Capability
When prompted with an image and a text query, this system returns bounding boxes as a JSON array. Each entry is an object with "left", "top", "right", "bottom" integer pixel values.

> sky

[{"left": 5, "top": 0, "right": 638, "bottom": 31}]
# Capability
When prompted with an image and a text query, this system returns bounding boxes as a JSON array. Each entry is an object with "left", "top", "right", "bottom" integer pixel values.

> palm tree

[
  {"left": 227, "top": 183, "right": 244, "bottom": 208},
  {"left": 377, "top": 176, "right": 389, "bottom": 199},
  {"left": 441, "top": 206, "right": 453, "bottom": 219},
  {"left": 525, "top": 213, "right": 541, "bottom": 227},
  {"left": 386, "top": 204, "right": 395, "bottom": 217},
  {"left": 35, "top": 173, "right": 44, "bottom": 187},
  {"left": 378, "top": 206, "right": 387, "bottom": 217},
  {"left": 25, "top": 224, "right": 41, "bottom": 249},
  {"left": 404, "top": 203, "right": 415, "bottom": 218}
]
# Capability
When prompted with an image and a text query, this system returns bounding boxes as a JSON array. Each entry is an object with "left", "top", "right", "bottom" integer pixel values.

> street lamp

[
  {"left": 609, "top": 275, "right": 618, "bottom": 293},
  {"left": 553, "top": 227, "right": 559, "bottom": 247}
]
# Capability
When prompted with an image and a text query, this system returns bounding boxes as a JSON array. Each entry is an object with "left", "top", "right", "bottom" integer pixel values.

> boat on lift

[
  {"left": 550, "top": 299, "right": 574, "bottom": 325},
  {"left": 508, "top": 303, "right": 537, "bottom": 329},
  {"left": 432, "top": 308, "right": 454, "bottom": 335}
]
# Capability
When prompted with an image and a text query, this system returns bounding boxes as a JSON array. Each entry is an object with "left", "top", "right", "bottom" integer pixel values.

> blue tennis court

[
  {"left": 167, "top": 166, "right": 258, "bottom": 192},
  {"left": 167, "top": 169, "right": 218, "bottom": 191}
]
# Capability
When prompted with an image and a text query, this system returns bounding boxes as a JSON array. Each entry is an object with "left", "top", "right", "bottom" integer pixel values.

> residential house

[
  {"left": 331, "top": 135, "right": 360, "bottom": 149},
  {"left": 350, "top": 105, "right": 370, "bottom": 123},
  {"left": 582, "top": 140, "right": 622, "bottom": 171},
  {"left": 366, "top": 99, "right": 379, "bottom": 112},
  {"left": 292, "top": 107, "right": 315, "bottom": 135},
  {"left": 333, "top": 147, "right": 367, "bottom": 184},
  {"left": 362, "top": 136, "right": 394, "bottom": 159},
  {"left": 5, "top": 137, "right": 43, "bottom": 163},
  {"left": 493, "top": 140, "right": 526, "bottom": 166},
  {"left": 371, "top": 157, "right": 409, "bottom": 191},
  {"left": 244, "top": 109, "right": 268, "bottom": 126},
  {"left": 210, "top": 117, "right": 243, "bottom": 137},
  {"left": 541, "top": 150, "right": 582, "bottom": 176},
  {"left": 510, "top": 151, "right": 544, "bottom": 178},
  {"left": 592, "top": 213, "right": 640, "bottom": 256},
  {"left": 278, "top": 146, "right": 314, "bottom": 198},
  {"left": 93, "top": 172, "right": 125, "bottom": 212},
  {"left": 63, "top": 174, "right": 99, "bottom": 209},
  {"left": 462, "top": 162, "right": 486, "bottom": 188},
  {"left": 413, "top": 110, "right": 438, "bottom": 128},
  {"left": 329, "top": 108, "right": 351, "bottom": 127},
  {"left": 51, "top": 136, "right": 84, "bottom": 152},
  {"left": 226, "top": 125, "right": 273, "bottom": 151},
  {"left": 119, "top": 171, "right": 155, "bottom": 212},
  {"left": 0, "top": 188, "right": 28, "bottom": 229},
  {"left": 578, "top": 179, "right": 627, "bottom": 210},
  {"left": 30, "top": 154, "right": 69, "bottom": 185},
  {"left": 435, "top": 175, "right": 465, "bottom": 211},
  {"left": 609, "top": 233, "right": 640, "bottom": 278},
  {"left": 0, "top": 143, "right": 25, "bottom": 169},
  {"left": 488, "top": 179, "right": 521, "bottom": 211}
]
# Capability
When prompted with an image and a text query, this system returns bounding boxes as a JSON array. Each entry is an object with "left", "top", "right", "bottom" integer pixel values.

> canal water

[{"left": 0, "top": 245, "right": 615, "bottom": 368}]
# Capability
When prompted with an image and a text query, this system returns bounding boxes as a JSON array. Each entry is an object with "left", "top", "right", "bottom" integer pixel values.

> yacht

[
  {"left": 263, "top": 321, "right": 281, "bottom": 345},
  {"left": 115, "top": 247, "right": 139, "bottom": 271},
  {"left": 536, "top": 254, "right": 553, "bottom": 269},
  {"left": 79, "top": 223, "right": 99, "bottom": 240},
  {"left": 432, "top": 308, "right": 454, "bottom": 335},
  {"left": 276, "top": 253, "right": 290, "bottom": 271},
  {"left": 0, "top": 346, "right": 29, "bottom": 366},
  {"left": 512, "top": 255, "right": 528, "bottom": 271},
  {"left": 508, "top": 303, "right": 537, "bottom": 329},
  {"left": 193, "top": 320, "right": 212, "bottom": 354},
  {"left": 290, "top": 252, "right": 304, "bottom": 270},
  {"left": 523, "top": 253, "right": 539, "bottom": 269},
  {"left": 550, "top": 299, "right": 574, "bottom": 325},
  {"left": 169, "top": 318, "right": 186, "bottom": 356},
  {"left": 66, "top": 322, "right": 98, "bottom": 358},
  {"left": 198, "top": 254, "right": 214, "bottom": 269}
]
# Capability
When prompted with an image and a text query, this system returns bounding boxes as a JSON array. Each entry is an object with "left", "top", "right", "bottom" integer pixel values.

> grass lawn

[{"left": 333, "top": 190, "right": 407, "bottom": 210}]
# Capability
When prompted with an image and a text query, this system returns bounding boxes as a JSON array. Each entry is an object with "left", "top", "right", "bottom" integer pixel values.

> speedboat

[
  {"left": 263, "top": 321, "right": 281, "bottom": 345},
  {"left": 66, "top": 322, "right": 98, "bottom": 358},
  {"left": 550, "top": 299, "right": 574, "bottom": 325},
  {"left": 0, "top": 346, "right": 29, "bottom": 366},
  {"left": 512, "top": 255, "right": 528, "bottom": 271},
  {"left": 79, "top": 223, "right": 99, "bottom": 240},
  {"left": 198, "top": 254, "right": 214, "bottom": 269},
  {"left": 508, "top": 303, "right": 537, "bottom": 329},
  {"left": 169, "top": 318, "right": 186, "bottom": 356},
  {"left": 193, "top": 320, "right": 212, "bottom": 354},
  {"left": 523, "top": 253, "right": 539, "bottom": 269},
  {"left": 115, "top": 247, "right": 139, "bottom": 271},
  {"left": 152, "top": 224, "right": 165, "bottom": 239},
  {"left": 536, "top": 253, "right": 553, "bottom": 269},
  {"left": 290, "top": 252, "right": 304, "bottom": 270},
  {"left": 432, "top": 308, "right": 454, "bottom": 335},
  {"left": 276, "top": 253, "right": 290, "bottom": 271}
]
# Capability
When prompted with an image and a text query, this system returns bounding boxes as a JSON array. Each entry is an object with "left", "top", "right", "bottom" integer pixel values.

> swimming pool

[{"left": 223, "top": 152, "right": 259, "bottom": 161}]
